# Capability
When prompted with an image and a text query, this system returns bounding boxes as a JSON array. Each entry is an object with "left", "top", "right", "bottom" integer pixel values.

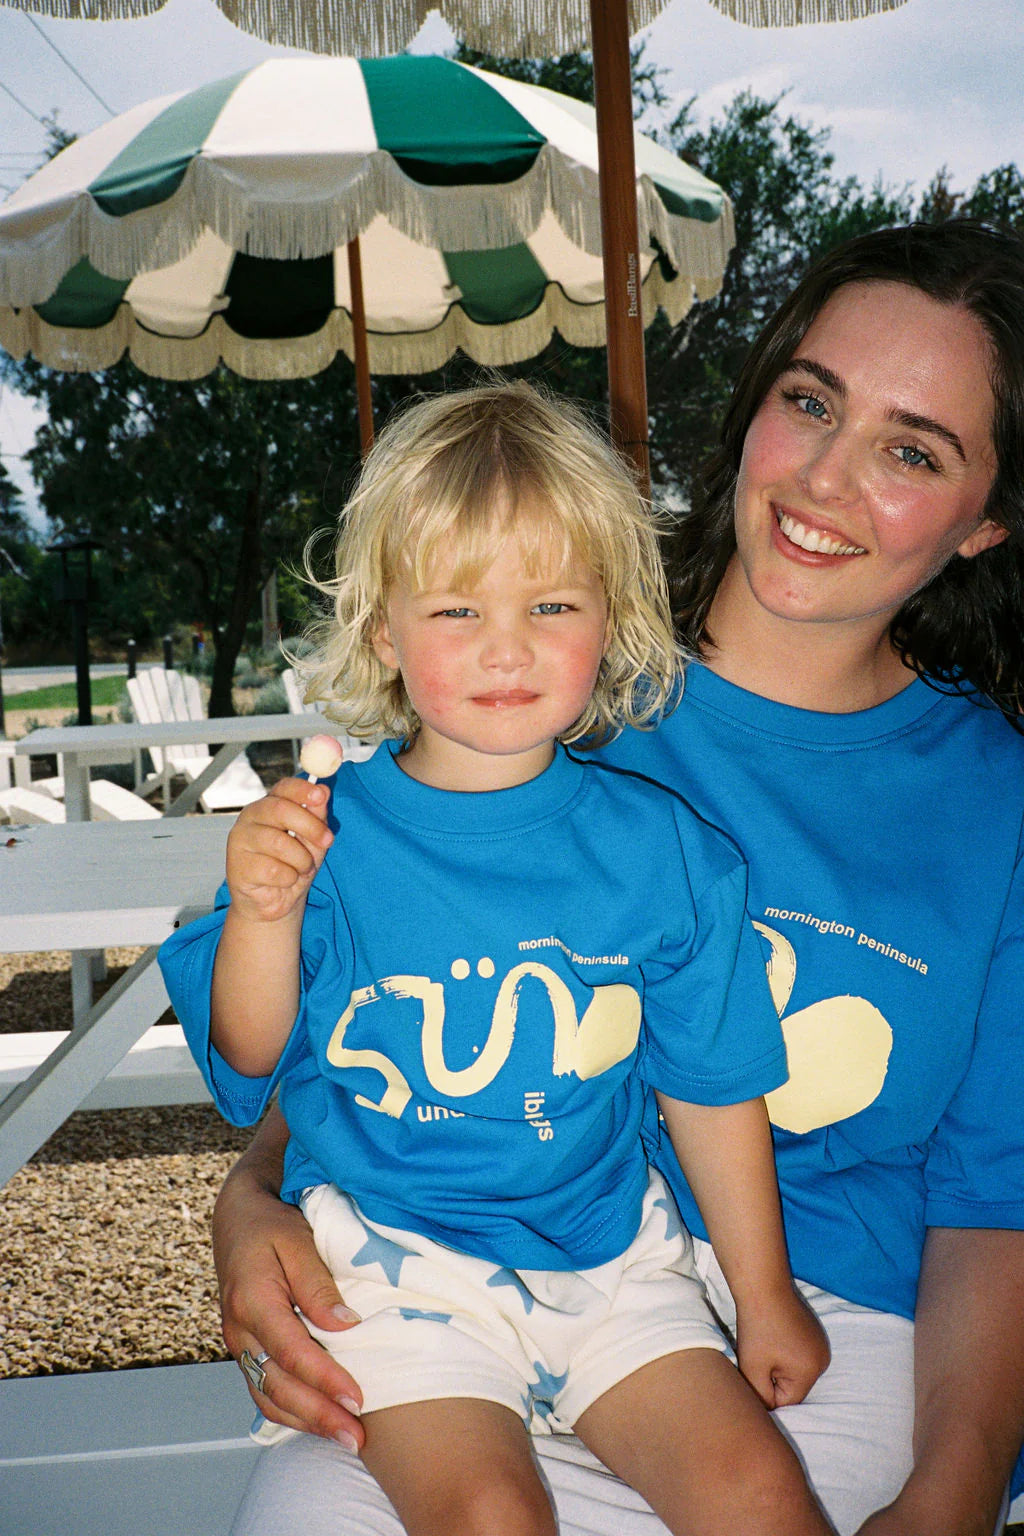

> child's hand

[
  {"left": 734, "top": 1287, "right": 831, "bottom": 1409},
  {"left": 225, "top": 778, "right": 334, "bottom": 925}
]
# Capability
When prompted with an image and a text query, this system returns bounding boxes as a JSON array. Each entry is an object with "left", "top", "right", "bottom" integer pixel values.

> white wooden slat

[
  {"left": 0, "top": 1362, "right": 258, "bottom": 1536},
  {"left": 0, "top": 1024, "right": 210, "bottom": 1109}
]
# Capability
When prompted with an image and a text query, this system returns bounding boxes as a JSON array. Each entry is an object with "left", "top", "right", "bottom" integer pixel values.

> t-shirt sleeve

[
  {"left": 639, "top": 821, "right": 788, "bottom": 1106},
  {"left": 157, "top": 887, "right": 277, "bottom": 1124},
  {"left": 157, "top": 881, "right": 338, "bottom": 1127},
  {"left": 924, "top": 842, "right": 1024, "bottom": 1231}
]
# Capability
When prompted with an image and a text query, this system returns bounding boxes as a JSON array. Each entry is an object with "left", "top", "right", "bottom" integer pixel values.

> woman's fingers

[{"left": 235, "top": 1327, "right": 364, "bottom": 1449}]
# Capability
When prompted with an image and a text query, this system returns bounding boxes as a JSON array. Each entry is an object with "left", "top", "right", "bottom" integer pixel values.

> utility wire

[
  {"left": 23, "top": 13, "right": 116, "bottom": 117},
  {"left": 0, "top": 77, "right": 47, "bottom": 127}
]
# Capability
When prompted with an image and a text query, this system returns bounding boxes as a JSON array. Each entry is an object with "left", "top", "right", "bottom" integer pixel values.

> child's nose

[{"left": 481, "top": 618, "right": 531, "bottom": 668}]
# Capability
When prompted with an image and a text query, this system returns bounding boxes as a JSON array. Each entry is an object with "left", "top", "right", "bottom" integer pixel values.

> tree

[{"left": 11, "top": 356, "right": 374, "bottom": 714}]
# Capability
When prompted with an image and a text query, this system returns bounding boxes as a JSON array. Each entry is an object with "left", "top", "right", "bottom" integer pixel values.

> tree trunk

[{"left": 207, "top": 465, "right": 265, "bottom": 718}]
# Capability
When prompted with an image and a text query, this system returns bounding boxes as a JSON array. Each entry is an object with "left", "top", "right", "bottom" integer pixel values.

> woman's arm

[
  {"left": 855, "top": 1225, "right": 1024, "bottom": 1536},
  {"left": 213, "top": 1105, "right": 367, "bottom": 1446}
]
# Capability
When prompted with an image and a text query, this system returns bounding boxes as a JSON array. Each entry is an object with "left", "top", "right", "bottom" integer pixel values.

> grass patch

[{"left": 4, "top": 676, "right": 128, "bottom": 713}]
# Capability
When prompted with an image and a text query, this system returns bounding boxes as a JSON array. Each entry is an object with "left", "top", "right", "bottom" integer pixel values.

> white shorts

[
  {"left": 293, "top": 1169, "right": 726, "bottom": 1433},
  {"left": 236, "top": 1239, "right": 927, "bottom": 1536}
]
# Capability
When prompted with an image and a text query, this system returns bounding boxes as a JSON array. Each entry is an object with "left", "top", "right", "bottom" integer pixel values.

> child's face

[{"left": 373, "top": 528, "right": 609, "bottom": 791}]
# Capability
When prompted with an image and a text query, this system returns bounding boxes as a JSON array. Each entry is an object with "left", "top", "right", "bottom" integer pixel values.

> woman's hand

[
  {"left": 735, "top": 1286, "right": 832, "bottom": 1410},
  {"left": 225, "top": 778, "right": 334, "bottom": 926},
  {"left": 213, "top": 1111, "right": 366, "bottom": 1448}
]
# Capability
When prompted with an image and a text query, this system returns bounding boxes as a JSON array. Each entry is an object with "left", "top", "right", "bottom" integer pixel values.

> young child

[{"left": 160, "top": 383, "right": 831, "bottom": 1536}]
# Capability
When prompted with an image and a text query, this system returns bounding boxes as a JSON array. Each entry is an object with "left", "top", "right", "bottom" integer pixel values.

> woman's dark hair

[{"left": 669, "top": 220, "right": 1024, "bottom": 725}]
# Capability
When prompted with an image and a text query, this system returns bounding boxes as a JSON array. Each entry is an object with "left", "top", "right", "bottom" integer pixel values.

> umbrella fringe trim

[
  {"left": 0, "top": 255, "right": 717, "bottom": 381},
  {"left": 709, "top": 0, "right": 905, "bottom": 22},
  {"left": 0, "top": 0, "right": 909, "bottom": 53},
  {"left": 216, "top": 1, "right": 668, "bottom": 56},
  {"left": 0, "top": 151, "right": 732, "bottom": 309}
]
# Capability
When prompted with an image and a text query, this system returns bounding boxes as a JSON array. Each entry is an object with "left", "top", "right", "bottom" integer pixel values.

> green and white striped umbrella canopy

[{"left": 0, "top": 55, "right": 733, "bottom": 381}]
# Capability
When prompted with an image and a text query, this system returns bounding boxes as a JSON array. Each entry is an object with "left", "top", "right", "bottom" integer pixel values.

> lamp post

[{"left": 47, "top": 538, "right": 100, "bottom": 727}]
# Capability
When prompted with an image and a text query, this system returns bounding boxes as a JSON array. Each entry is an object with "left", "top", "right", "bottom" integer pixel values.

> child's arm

[
  {"left": 211, "top": 777, "right": 334, "bottom": 1078},
  {"left": 656, "top": 1092, "right": 830, "bottom": 1408}
]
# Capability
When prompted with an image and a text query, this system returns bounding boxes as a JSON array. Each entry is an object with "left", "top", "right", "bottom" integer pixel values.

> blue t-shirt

[
  {"left": 160, "top": 743, "right": 785, "bottom": 1271},
  {"left": 604, "top": 665, "right": 1024, "bottom": 1326}
]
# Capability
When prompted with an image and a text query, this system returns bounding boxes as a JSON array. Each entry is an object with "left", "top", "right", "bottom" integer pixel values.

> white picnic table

[
  {"left": 0, "top": 816, "right": 232, "bottom": 1189},
  {"left": 14, "top": 710, "right": 326, "bottom": 820}
]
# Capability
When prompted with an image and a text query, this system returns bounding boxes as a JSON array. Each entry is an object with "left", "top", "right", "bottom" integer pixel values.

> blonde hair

[{"left": 294, "top": 381, "right": 684, "bottom": 747}]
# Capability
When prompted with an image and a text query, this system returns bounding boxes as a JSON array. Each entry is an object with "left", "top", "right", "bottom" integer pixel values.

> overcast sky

[{"left": 1, "top": 0, "right": 1021, "bottom": 523}]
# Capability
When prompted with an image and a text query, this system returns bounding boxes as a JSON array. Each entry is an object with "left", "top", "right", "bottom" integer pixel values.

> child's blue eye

[
  {"left": 533, "top": 602, "right": 569, "bottom": 615},
  {"left": 438, "top": 607, "right": 474, "bottom": 618}
]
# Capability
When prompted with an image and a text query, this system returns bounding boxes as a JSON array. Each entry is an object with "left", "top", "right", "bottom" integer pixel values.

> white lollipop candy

[{"left": 300, "top": 733, "right": 345, "bottom": 783}]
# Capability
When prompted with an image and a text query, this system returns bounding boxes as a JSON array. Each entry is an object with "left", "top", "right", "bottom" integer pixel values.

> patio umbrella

[
  {"left": 0, "top": 54, "right": 733, "bottom": 456},
  {"left": 0, "top": 0, "right": 907, "bottom": 486}
]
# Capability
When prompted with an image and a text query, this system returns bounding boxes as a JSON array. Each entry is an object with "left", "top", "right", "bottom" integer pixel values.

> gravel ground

[{"left": 0, "top": 948, "right": 251, "bottom": 1378}]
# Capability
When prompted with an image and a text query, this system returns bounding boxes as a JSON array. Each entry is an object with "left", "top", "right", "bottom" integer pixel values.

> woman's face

[{"left": 726, "top": 280, "right": 1005, "bottom": 640}]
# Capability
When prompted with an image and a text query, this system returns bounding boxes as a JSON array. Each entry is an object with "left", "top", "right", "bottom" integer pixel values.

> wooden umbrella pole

[
  {"left": 347, "top": 237, "right": 375, "bottom": 456},
  {"left": 589, "top": 0, "right": 650, "bottom": 496}
]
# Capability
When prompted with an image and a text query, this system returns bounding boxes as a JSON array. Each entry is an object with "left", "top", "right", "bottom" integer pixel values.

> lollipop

[{"left": 299, "top": 734, "right": 345, "bottom": 784}]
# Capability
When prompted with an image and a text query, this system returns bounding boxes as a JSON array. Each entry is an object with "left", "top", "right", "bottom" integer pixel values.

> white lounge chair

[
  {"left": 281, "top": 667, "right": 377, "bottom": 766},
  {"left": 30, "top": 775, "right": 161, "bottom": 821},
  {"left": 0, "top": 786, "right": 67, "bottom": 824},
  {"left": 126, "top": 667, "right": 265, "bottom": 812}
]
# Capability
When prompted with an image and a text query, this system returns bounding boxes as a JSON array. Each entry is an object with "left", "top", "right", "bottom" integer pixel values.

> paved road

[{"left": 1, "top": 664, "right": 149, "bottom": 696}]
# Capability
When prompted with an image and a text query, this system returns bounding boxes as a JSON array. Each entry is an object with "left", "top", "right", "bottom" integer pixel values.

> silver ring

[{"left": 240, "top": 1348, "right": 271, "bottom": 1395}]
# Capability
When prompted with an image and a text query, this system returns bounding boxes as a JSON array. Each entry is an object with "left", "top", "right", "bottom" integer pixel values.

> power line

[
  {"left": 0, "top": 77, "right": 48, "bottom": 128},
  {"left": 23, "top": 13, "right": 116, "bottom": 118}
]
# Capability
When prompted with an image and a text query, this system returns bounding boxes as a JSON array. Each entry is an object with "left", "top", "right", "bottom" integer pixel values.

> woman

[{"left": 212, "top": 221, "right": 1024, "bottom": 1536}]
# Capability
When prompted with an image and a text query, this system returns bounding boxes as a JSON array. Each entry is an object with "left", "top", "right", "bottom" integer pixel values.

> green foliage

[{"left": 7, "top": 355, "right": 367, "bottom": 714}]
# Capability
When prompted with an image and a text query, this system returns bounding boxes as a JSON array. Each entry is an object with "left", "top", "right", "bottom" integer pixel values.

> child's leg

[
  {"left": 573, "top": 1349, "right": 833, "bottom": 1536},
  {"left": 360, "top": 1397, "right": 557, "bottom": 1536}
]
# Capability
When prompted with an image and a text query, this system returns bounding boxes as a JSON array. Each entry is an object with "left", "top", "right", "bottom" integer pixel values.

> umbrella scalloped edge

[
  {"left": 0, "top": 250, "right": 727, "bottom": 382},
  {"left": 0, "top": 143, "right": 732, "bottom": 313}
]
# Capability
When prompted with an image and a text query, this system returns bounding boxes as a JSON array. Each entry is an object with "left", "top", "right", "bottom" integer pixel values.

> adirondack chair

[
  {"left": 281, "top": 667, "right": 378, "bottom": 766},
  {"left": 24, "top": 775, "right": 162, "bottom": 821},
  {"left": 126, "top": 667, "right": 265, "bottom": 811}
]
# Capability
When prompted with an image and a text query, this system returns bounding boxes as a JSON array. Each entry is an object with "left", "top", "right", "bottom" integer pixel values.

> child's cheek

[{"left": 404, "top": 653, "right": 460, "bottom": 719}]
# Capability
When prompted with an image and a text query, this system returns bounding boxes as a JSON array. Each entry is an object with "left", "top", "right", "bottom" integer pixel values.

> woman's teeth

[{"left": 777, "top": 511, "right": 866, "bottom": 556}]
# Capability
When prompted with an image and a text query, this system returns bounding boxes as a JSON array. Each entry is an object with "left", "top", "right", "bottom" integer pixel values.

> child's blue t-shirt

[{"left": 160, "top": 743, "right": 785, "bottom": 1271}]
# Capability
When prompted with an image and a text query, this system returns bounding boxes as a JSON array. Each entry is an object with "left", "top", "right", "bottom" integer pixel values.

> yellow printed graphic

[
  {"left": 754, "top": 923, "right": 893, "bottom": 1134},
  {"left": 325, "top": 963, "right": 641, "bottom": 1117}
]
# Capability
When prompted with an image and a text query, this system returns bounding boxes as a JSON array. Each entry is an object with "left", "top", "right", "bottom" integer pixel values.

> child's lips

[{"left": 471, "top": 689, "right": 539, "bottom": 707}]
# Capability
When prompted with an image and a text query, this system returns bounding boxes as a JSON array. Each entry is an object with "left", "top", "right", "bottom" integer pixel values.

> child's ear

[{"left": 372, "top": 617, "right": 399, "bottom": 671}]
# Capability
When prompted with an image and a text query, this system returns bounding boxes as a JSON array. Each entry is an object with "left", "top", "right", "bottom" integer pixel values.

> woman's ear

[
  {"left": 372, "top": 616, "right": 399, "bottom": 671},
  {"left": 957, "top": 517, "right": 1009, "bottom": 560}
]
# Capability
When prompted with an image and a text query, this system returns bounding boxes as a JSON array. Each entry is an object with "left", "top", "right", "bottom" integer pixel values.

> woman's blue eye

[
  {"left": 895, "top": 445, "right": 937, "bottom": 471},
  {"left": 780, "top": 386, "right": 828, "bottom": 419}
]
